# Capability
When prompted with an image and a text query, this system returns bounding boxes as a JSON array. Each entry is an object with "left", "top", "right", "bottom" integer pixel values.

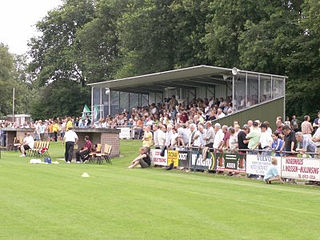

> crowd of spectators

[{"left": 1, "top": 95, "right": 320, "bottom": 158}]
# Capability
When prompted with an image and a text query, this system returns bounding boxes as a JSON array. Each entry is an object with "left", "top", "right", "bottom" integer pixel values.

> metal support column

[
  {"left": 232, "top": 76, "right": 235, "bottom": 111},
  {"left": 245, "top": 73, "right": 248, "bottom": 107},
  {"left": 283, "top": 77, "right": 286, "bottom": 120},
  {"left": 91, "top": 87, "right": 94, "bottom": 124},
  {"left": 108, "top": 90, "right": 111, "bottom": 116},
  {"left": 99, "top": 87, "right": 103, "bottom": 119},
  {"left": 258, "top": 74, "right": 261, "bottom": 103},
  {"left": 270, "top": 76, "right": 273, "bottom": 99}
]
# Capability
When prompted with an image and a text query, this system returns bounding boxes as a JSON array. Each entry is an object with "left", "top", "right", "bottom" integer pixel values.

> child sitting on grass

[
  {"left": 264, "top": 158, "right": 284, "bottom": 184},
  {"left": 128, "top": 147, "right": 151, "bottom": 169}
]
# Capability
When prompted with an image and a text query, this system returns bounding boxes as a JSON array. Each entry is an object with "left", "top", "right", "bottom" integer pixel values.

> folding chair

[{"left": 96, "top": 144, "right": 112, "bottom": 164}]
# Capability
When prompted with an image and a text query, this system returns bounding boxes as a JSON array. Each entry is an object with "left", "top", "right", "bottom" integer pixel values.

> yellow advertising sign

[{"left": 167, "top": 150, "right": 179, "bottom": 167}]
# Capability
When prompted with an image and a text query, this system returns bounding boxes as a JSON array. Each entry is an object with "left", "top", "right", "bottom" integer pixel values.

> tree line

[{"left": 1, "top": 0, "right": 319, "bottom": 119}]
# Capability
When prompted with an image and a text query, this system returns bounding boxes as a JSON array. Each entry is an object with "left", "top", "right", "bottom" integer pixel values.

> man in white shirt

[
  {"left": 188, "top": 124, "right": 200, "bottom": 147},
  {"left": 202, "top": 122, "right": 215, "bottom": 160},
  {"left": 176, "top": 123, "right": 189, "bottom": 146},
  {"left": 312, "top": 119, "right": 320, "bottom": 155},
  {"left": 153, "top": 125, "right": 160, "bottom": 148},
  {"left": 216, "top": 108, "right": 225, "bottom": 119},
  {"left": 20, "top": 133, "right": 35, "bottom": 157},
  {"left": 157, "top": 125, "right": 166, "bottom": 148},
  {"left": 213, "top": 123, "right": 224, "bottom": 151},
  {"left": 165, "top": 124, "right": 173, "bottom": 148},
  {"left": 259, "top": 123, "right": 273, "bottom": 149},
  {"left": 64, "top": 126, "right": 78, "bottom": 163}
]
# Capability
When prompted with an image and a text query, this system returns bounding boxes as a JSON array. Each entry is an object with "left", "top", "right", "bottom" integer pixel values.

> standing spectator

[
  {"left": 312, "top": 111, "right": 320, "bottom": 130},
  {"left": 312, "top": 119, "right": 320, "bottom": 155},
  {"left": 52, "top": 120, "right": 59, "bottom": 142},
  {"left": 66, "top": 117, "right": 73, "bottom": 131},
  {"left": 158, "top": 125, "right": 167, "bottom": 149},
  {"left": 202, "top": 122, "right": 215, "bottom": 160},
  {"left": 153, "top": 125, "right": 160, "bottom": 148},
  {"left": 238, "top": 125, "right": 250, "bottom": 152},
  {"left": 247, "top": 120, "right": 253, "bottom": 131},
  {"left": 246, "top": 121, "right": 261, "bottom": 150},
  {"left": 295, "top": 132, "right": 316, "bottom": 156},
  {"left": 39, "top": 121, "right": 46, "bottom": 141},
  {"left": 284, "top": 116, "right": 291, "bottom": 126},
  {"left": 301, "top": 115, "right": 313, "bottom": 140},
  {"left": 213, "top": 123, "right": 224, "bottom": 151},
  {"left": 222, "top": 125, "right": 230, "bottom": 149},
  {"left": 271, "top": 132, "right": 284, "bottom": 156},
  {"left": 64, "top": 126, "right": 78, "bottom": 163},
  {"left": 263, "top": 121, "right": 272, "bottom": 136},
  {"left": 188, "top": 124, "right": 201, "bottom": 148},
  {"left": 259, "top": 123, "right": 273, "bottom": 150},
  {"left": 281, "top": 125, "right": 297, "bottom": 155},
  {"left": 142, "top": 126, "right": 153, "bottom": 148},
  {"left": 229, "top": 127, "right": 238, "bottom": 151},
  {"left": 291, "top": 115, "right": 299, "bottom": 132}
]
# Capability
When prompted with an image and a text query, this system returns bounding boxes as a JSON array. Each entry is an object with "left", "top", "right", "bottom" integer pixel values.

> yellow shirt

[
  {"left": 143, "top": 132, "right": 153, "bottom": 147},
  {"left": 52, "top": 123, "right": 59, "bottom": 132},
  {"left": 66, "top": 121, "right": 73, "bottom": 131}
]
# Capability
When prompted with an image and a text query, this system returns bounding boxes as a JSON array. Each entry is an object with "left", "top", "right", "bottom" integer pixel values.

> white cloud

[{"left": 0, "top": 0, "right": 62, "bottom": 55}]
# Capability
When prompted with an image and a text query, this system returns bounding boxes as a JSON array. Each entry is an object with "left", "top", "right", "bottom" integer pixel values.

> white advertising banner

[
  {"left": 281, "top": 157, "right": 320, "bottom": 181},
  {"left": 150, "top": 149, "right": 167, "bottom": 166},
  {"left": 246, "top": 154, "right": 281, "bottom": 176},
  {"left": 118, "top": 128, "right": 132, "bottom": 139}
]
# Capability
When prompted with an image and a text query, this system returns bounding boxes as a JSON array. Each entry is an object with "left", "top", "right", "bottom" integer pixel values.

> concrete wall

[{"left": 213, "top": 97, "right": 284, "bottom": 130}]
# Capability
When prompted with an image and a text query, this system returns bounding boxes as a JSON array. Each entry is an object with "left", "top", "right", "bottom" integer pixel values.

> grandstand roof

[{"left": 88, "top": 65, "right": 287, "bottom": 93}]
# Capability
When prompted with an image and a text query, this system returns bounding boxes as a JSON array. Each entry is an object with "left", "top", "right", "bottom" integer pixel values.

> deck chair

[
  {"left": 28, "top": 141, "right": 39, "bottom": 157},
  {"left": 96, "top": 144, "right": 112, "bottom": 164},
  {"left": 38, "top": 141, "right": 50, "bottom": 157}
]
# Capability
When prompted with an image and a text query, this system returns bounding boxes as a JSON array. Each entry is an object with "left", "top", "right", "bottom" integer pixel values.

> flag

[
  {"left": 82, "top": 105, "right": 91, "bottom": 120},
  {"left": 94, "top": 105, "right": 99, "bottom": 121}
]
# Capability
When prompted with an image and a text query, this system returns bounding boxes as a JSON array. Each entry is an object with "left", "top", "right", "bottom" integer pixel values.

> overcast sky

[{"left": 0, "top": 0, "right": 62, "bottom": 55}]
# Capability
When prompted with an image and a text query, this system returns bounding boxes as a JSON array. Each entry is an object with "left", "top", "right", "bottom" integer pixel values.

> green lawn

[{"left": 0, "top": 140, "right": 319, "bottom": 240}]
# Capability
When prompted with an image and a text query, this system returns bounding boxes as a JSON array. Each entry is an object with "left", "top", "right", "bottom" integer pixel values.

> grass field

[{"left": 0, "top": 140, "right": 320, "bottom": 240}]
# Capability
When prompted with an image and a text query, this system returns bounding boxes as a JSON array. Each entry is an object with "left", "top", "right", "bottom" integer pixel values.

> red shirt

[{"left": 83, "top": 140, "right": 92, "bottom": 152}]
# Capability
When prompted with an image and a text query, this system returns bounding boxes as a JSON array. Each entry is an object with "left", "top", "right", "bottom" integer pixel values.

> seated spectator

[
  {"left": 20, "top": 133, "right": 34, "bottom": 157},
  {"left": 264, "top": 158, "right": 283, "bottom": 184},
  {"left": 216, "top": 108, "right": 225, "bottom": 119},
  {"left": 128, "top": 147, "right": 151, "bottom": 169},
  {"left": 75, "top": 136, "right": 92, "bottom": 163}
]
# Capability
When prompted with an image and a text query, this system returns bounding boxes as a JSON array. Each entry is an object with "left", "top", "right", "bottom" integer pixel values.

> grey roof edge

[{"left": 87, "top": 65, "right": 288, "bottom": 87}]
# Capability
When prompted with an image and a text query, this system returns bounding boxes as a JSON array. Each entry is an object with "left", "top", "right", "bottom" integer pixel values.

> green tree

[
  {"left": 0, "top": 44, "right": 33, "bottom": 117},
  {"left": 28, "top": 0, "right": 95, "bottom": 86}
]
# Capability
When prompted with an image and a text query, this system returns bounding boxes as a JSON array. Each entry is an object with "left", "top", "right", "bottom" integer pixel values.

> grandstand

[{"left": 88, "top": 65, "right": 286, "bottom": 128}]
